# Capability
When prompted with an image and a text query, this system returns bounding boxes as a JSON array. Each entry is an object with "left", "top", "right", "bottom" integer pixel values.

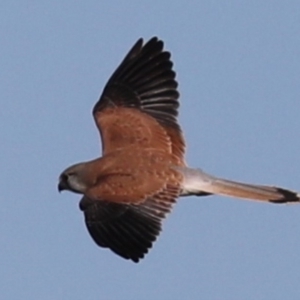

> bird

[{"left": 58, "top": 37, "right": 300, "bottom": 263}]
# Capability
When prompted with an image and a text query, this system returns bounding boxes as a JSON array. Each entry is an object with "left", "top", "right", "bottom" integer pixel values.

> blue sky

[{"left": 1, "top": 1, "right": 300, "bottom": 299}]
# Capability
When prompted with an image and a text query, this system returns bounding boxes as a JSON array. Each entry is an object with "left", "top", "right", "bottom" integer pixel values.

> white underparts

[{"left": 173, "top": 167, "right": 216, "bottom": 196}]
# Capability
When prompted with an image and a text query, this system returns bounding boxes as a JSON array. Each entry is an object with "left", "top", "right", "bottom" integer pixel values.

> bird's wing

[
  {"left": 79, "top": 183, "right": 180, "bottom": 262},
  {"left": 93, "top": 37, "right": 185, "bottom": 164}
]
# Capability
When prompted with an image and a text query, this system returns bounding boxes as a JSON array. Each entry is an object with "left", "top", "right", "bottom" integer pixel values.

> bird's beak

[{"left": 58, "top": 179, "right": 67, "bottom": 192}]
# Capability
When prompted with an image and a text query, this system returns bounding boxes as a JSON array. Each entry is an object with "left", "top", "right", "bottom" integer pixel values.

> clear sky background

[{"left": 1, "top": 1, "right": 300, "bottom": 299}]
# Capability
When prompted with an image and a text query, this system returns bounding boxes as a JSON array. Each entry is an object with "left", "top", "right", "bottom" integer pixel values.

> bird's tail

[{"left": 177, "top": 167, "right": 300, "bottom": 203}]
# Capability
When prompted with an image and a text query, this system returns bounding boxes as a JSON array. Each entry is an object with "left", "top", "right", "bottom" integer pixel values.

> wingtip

[{"left": 134, "top": 36, "right": 161, "bottom": 49}]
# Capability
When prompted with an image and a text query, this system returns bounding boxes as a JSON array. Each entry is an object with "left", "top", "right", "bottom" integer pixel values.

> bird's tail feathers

[{"left": 177, "top": 167, "right": 300, "bottom": 204}]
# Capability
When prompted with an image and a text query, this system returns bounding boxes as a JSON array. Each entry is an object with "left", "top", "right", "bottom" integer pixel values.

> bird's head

[{"left": 58, "top": 163, "right": 89, "bottom": 194}]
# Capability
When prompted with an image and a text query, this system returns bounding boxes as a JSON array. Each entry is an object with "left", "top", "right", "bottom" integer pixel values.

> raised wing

[
  {"left": 79, "top": 183, "right": 180, "bottom": 262},
  {"left": 93, "top": 37, "right": 185, "bottom": 164}
]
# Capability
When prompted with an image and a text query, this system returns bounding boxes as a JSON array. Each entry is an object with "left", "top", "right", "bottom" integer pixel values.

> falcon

[{"left": 58, "top": 37, "right": 300, "bottom": 262}]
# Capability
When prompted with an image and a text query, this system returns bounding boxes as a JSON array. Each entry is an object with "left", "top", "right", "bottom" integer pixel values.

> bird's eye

[{"left": 61, "top": 173, "right": 69, "bottom": 181}]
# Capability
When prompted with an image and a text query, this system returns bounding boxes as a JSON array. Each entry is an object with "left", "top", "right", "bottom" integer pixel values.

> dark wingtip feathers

[
  {"left": 80, "top": 199, "right": 163, "bottom": 263},
  {"left": 93, "top": 37, "right": 180, "bottom": 129}
]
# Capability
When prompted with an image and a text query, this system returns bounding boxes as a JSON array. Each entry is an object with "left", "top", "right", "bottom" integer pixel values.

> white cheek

[{"left": 69, "top": 177, "right": 87, "bottom": 194}]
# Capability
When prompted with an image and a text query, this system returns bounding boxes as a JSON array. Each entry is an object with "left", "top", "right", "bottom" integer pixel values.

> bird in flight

[{"left": 58, "top": 37, "right": 300, "bottom": 262}]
